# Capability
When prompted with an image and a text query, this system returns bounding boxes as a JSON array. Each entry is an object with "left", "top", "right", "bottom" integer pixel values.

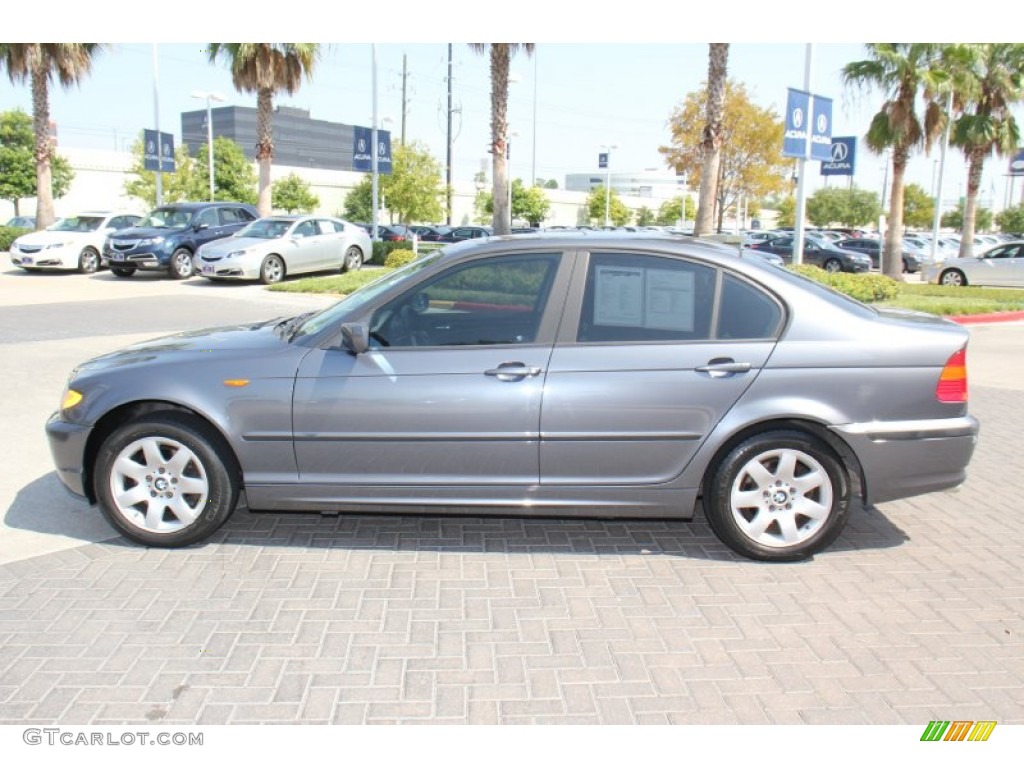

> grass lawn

[
  {"left": 883, "top": 283, "right": 1024, "bottom": 316},
  {"left": 266, "top": 268, "right": 389, "bottom": 295}
]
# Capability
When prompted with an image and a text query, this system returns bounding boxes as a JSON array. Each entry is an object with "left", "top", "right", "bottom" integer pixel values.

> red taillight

[{"left": 936, "top": 348, "right": 968, "bottom": 403}]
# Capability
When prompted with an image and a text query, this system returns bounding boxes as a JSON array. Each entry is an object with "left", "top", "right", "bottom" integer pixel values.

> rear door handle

[
  {"left": 485, "top": 363, "right": 542, "bottom": 381},
  {"left": 695, "top": 358, "right": 751, "bottom": 378}
]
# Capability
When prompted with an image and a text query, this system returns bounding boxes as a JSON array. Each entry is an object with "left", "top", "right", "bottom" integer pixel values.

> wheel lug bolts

[
  {"left": 150, "top": 492, "right": 157, "bottom": 498},
  {"left": 146, "top": 475, "right": 152, "bottom": 481},
  {"left": 158, "top": 468, "right": 165, "bottom": 474},
  {"left": 786, "top": 503, "right": 792, "bottom": 510},
  {"left": 171, "top": 478, "right": 178, "bottom": 484}
]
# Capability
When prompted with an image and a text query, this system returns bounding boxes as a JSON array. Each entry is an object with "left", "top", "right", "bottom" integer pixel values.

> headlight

[
  {"left": 137, "top": 236, "right": 165, "bottom": 247},
  {"left": 47, "top": 241, "right": 74, "bottom": 249},
  {"left": 226, "top": 250, "right": 248, "bottom": 259}
]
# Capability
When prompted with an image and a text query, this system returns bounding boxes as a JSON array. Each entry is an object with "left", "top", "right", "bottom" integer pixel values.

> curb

[{"left": 946, "top": 311, "right": 1024, "bottom": 325}]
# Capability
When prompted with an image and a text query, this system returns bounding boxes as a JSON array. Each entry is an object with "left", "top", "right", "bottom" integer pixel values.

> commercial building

[{"left": 564, "top": 169, "right": 688, "bottom": 201}]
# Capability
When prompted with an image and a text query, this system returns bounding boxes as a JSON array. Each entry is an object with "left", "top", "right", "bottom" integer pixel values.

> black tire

[
  {"left": 22, "top": 267, "right": 41, "bottom": 273},
  {"left": 169, "top": 248, "right": 195, "bottom": 280},
  {"left": 704, "top": 430, "right": 851, "bottom": 562},
  {"left": 823, "top": 258, "right": 842, "bottom": 274},
  {"left": 259, "top": 254, "right": 285, "bottom": 285},
  {"left": 110, "top": 266, "right": 136, "bottom": 278},
  {"left": 940, "top": 269, "right": 967, "bottom": 287},
  {"left": 342, "top": 245, "right": 363, "bottom": 273},
  {"left": 78, "top": 247, "right": 100, "bottom": 274},
  {"left": 93, "top": 413, "right": 240, "bottom": 547}
]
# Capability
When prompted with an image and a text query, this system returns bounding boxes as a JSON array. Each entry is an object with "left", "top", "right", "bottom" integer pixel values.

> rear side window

[
  {"left": 577, "top": 253, "right": 715, "bottom": 343},
  {"left": 717, "top": 274, "right": 783, "bottom": 340}
]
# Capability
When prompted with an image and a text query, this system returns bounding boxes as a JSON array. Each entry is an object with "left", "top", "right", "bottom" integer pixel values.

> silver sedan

[
  {"left": 923, "top": 241, "right": 1024, "bottom": 287},
  {"left": 195, "top": 215, "right": 372, "bottom": 284}
]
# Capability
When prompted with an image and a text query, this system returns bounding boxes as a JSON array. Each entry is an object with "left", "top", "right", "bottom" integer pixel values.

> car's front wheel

[
  {"left": 940, "top": 269, "right": 967, "bottom": 287},
  {"left": 260, "top": 254, "right": 285, "bottom": 285},
  {"left": 704, "top": 430, "right": 851, "bottom": 562},
  {"left": 94, "top": 414, "right": 240, "bottom": 547},
  {"left": 342, "top": 245, "right": 363, "bottom": 273},
  {"left": 823, "top": 258, "right": 842, "bottom": 273},
  {"left": 78, "top": 247, "right": 100, "bottom": 274},
  {"left": 169, "top": 248, "right": 195, "bottom": 280},
  {"left": 110, "top": 266, "right": 135, "bottom": 278}
]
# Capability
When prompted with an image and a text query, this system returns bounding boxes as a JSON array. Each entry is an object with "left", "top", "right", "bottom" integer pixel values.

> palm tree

[
  {"left": 842, "top": 44, "right": 947, "bottom": 280},
  {"left": 469, "top": 43, "right": 534, "bottom": 235},
  {"left": 207, "top": 44, "right": 320, "bottom": 216},
  {"left": 0, "top": 43, "right": 105, "bottom": 229},
  {"left": 946, "top": 43, "right": 1024, "bottom": 258},
  {"left": 693, "top": 43, "right": 730, "bottom": 237}
]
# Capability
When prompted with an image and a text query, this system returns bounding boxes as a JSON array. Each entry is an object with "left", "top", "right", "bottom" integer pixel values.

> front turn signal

[{"left": 61, "top": 389, "right": 83, "bottom": 411}]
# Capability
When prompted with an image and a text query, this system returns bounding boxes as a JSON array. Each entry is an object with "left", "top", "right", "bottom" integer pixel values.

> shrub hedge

[
  {"left": 0, "top": 226, "right": 31, "bottom": 252},
  {"left": 787, "top": 264, "right": 901, "bottom": 303},
  {"left": 383, "top": 249, "right": 417, "bottom": 269}
]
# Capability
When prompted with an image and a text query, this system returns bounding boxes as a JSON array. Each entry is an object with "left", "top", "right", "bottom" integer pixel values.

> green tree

[
  {"left": 586, "top": 186, "right": 630, "bottom": 226},
  {"left": 806, "top": 187, "right": 881, "bottom": 228},
  {"left": 0, "top": 43, "right": 105, "bottom": 228},
  {"left": 379, "top": 141, "right": 444, "bottom": 225},
  {"left": 656, "top": 196, "right": 697, "bottom": 226},
  {"left": 941, "top": 199, "right": 992, "bottom": 231},
  {"left": 0, "top": 108, "right": 73, "bottom": 216},
  {"left": 536, "top": 178, "right": 558, "bottom": 189},
  {"left": 635, "top": 206, "right": 655, "bottom": 226},
  {"left": 661, "top": 80, "right": 789, "bottom": 234},
  {"left": 476, "top": 180, "right": 551, "bottom": 226},
  {"left": 995, "top": 203, "right": 1024, "bottom": 233},
  {"left": 469, "top": 43, "right": 534, "bottom": 235},
  {"left": 207, "top": 43, "right": 320, "bottom": 216},
  {"left": 843, "top": 44, "right": 948, "bottom": 279},
  {"left": 193, "top": 136, "right": 257, "bottom": 205},
  {"left": 342, "top": 177, "right": 372, "bottom": 223},
  {"left": 901, "top": 183, "right": 934, "bottom": 229},
  {"left": 123, "top": 136, "right": 201, "bottom": 207},
  {"left": 776, "top": 196, "right": 797, "bottom": 228},
  {"left": 693, "top": 43, "right": 730, "bottom": 236},
  {"left": 272, "top": 172, "right": 319, "bottom": 213},
  {"left": 946, "top": 43, "right": 1024, "bottom": 257}
]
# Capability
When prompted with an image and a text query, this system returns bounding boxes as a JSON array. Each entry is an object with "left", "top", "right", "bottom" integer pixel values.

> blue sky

[{"left": 3, "top": 5, "right": 1021, "bottom": 214}]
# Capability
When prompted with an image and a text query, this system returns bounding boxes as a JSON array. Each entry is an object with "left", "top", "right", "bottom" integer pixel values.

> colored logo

[
  {"left": 920, "top": 720, "right": 996, "bottom": 742},
  {"left": 817, "top": 112, "right": 828, "bottom": 133},
  {"left": 792, "top": 108, "right": 804, "bottom": 129},
  {"left": 831, "top": 142, "right": 848, "bottom": 162}
]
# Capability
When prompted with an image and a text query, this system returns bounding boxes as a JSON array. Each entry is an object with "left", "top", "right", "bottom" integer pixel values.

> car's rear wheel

[
  {"left": 169, "top": 248, "right": 194, "bottom": 280},
  {"left": 940, "top": 269, "right": 967, "bottom": 287},
  {"left": 260, "top": 254, "right": 285, "bottom": 284},
  {"left": 704, "top": 430, "right": 850, "bottom": 562},
  {"left": 823, "top": 258, "right": 842, "bottom": 273},
  {"left": 110, "top": 266, "right": 135, "bottom": 278},
  {"left": 78, "top": 247, "right": 100, "bottom": 274},
  {"left": 94, "top": 414, "right": 239, "bottom": 547},
  {"left": 342, "top": 245, "right": 363, "bottom": 273}
]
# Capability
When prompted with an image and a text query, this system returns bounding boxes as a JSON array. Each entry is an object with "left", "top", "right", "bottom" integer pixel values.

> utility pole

[
  {"left": 401, "top": 54, "right": 407, "bottom": 145},
  {"left": 446, "top": 43, "right": 454, "bottom": 226}
]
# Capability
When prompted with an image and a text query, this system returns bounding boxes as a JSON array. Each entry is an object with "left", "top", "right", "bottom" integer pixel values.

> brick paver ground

[{"left": 1, "top": 385, "right": 1021, "bottom": 725}]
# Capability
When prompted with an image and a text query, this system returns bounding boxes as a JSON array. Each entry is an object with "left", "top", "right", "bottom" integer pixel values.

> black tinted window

[
  {"left": 196, "top": 208, "right": 219, "bottom": 228},
  {"left": 717, "top": 274, "right": 783, "bottom": 340},
  {"left": 577, "top": 253, "right": 715, "bottom": 343}
]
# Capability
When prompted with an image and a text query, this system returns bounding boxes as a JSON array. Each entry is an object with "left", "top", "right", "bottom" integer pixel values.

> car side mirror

[
  {"left": 195, "top": 223, "right": 209, "bottom": 231},
  {"left": 340, "top": 323, "right": 369, "bottom": 355}
]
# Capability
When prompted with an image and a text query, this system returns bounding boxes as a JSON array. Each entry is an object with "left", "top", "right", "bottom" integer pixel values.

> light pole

[
  {"left": 191, "top": 91, "right": 224, "bottom": 202},
  {"left": 600, "top": 144, "right": 617, "bottom": 227}
]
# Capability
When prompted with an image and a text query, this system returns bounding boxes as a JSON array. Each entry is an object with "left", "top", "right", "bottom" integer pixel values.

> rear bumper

[
  {"left": 45, "top": 412, "right": 93, "bottom": 498},
  {"left": 832, "top": 415, "right": 979, "bottom": 504}
]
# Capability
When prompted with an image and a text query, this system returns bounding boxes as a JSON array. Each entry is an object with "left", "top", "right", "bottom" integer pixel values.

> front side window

[
  {"left": 577, "top": 253, "right": 715, "bottom": 343},
  {"left": 137, "top": 208, "right": 192, "bottom": 229},
  {"left": 49, "top": 216, "right": 105, "bottom": 232},
  {"left": 370, "top": 254, "right": 560, "bottom": 348},
  {"left": 195, "top": 208, "right": 219, "bottom": 228},
  {"left": 293, "top": 220, "right": 318, "bottom": 238}
]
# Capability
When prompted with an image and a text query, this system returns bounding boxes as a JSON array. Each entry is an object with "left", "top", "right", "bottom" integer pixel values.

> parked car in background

[
  {"left": 10, "top": 212, "right": 141, "bottom": 273},
  {"left": 408, "top": 225, "right": 451, "bottom": 242},
  {"left": 924, "top": 241, "right": 1024, "bottom": 287},
  {"left": 376, "top": 224, "right": 412, "bottom": 242},
  {"left": 748, "top": 236, "right": 871, "bottom": 273},
  {"left": 439, "top": 225, "right": 493, "bottom": 242},
  {"left": 46, "top": 232, "right": 978, "bottom": 562},
  {"left": 103, "top": 202, "right": 258, "bottom": 279},
  {"left": 5, "top": 215, "right": 35, "bottom": 229},
  {"left": 195, "top": 215, "right": 371, "bottom": 284},
  {"left": 834, "top": 238, "right": 923, "bottom": 273}
]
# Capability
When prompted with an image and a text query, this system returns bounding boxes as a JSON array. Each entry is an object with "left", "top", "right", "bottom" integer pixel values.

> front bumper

[
  {"left": 196, "top": 257, "right": 260, "bottom": 280},
  {"left": 11, "top": 247, "right": 76, "bottom": 269},
  {"left": 102, "top": 248, "right": 169, "bottom": 271},
  {"left": 832, "top": 415, "right": 979, "bottom": 504},
  {"left": 45, "top": 411, "right": 93, "bottom": 499}
]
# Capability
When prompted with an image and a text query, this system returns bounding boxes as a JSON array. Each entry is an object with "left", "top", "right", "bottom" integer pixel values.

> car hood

[
  {"left": 73, "top": 318, "right": 299, "bottom": 376},
  {"left": 109, "top": 226, "right": 189, "bottom": 240},
  {"left": 201, "top": 236, "right": 275, "bottom": 255},
  {"left": 14, "top": 230, "right": 94, "bottom": 246}
]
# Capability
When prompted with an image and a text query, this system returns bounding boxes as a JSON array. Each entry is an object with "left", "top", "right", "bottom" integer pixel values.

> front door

[{"left": 292, "top": 251, "right": 569, "bottom": 486}]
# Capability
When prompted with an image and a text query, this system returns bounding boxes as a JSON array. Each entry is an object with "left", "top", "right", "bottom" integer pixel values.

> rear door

[{"left": 540, "top": 251, "right": 784, "bottom": 485}]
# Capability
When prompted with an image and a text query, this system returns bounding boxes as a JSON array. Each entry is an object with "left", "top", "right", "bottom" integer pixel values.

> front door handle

[
  {"left": 484, "top": 363, "right": 543, "bottom": 381},
  {"left": 695, "top": 358, "right": 752, "bottom": 378}
]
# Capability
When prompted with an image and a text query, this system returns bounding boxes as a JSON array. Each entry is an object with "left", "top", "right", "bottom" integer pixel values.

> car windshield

[
  {"left": 136, "top": 208, "right": 193, "bottom": 229},
  {"left": 290, "top": 250, "right": 448, "bottom": 341},
  {"left": 48, "top": 216, "right": 105, "bottom": 232},
  {"left": 237, "top": 219, "right": 293, "bottom": 239}
]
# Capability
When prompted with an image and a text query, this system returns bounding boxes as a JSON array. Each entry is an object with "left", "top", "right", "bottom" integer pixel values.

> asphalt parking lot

[{"left": 0, "top": 265, "right": 1022, "bottom": 725}]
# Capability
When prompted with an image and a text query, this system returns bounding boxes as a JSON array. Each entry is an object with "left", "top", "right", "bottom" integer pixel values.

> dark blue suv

[{"left": 102, "top": 202, "right": 258, "bottom": 279}]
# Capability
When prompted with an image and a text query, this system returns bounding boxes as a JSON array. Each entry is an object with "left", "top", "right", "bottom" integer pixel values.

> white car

[
  {"left": 10, "top": 211, "right": 141, "bottom": 273},
  {"left": 923, "top": 241, "right": 1024, "bottom": 287},
  {"left": 195, "top": 215, "right": 372, "bottom": 284}
]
